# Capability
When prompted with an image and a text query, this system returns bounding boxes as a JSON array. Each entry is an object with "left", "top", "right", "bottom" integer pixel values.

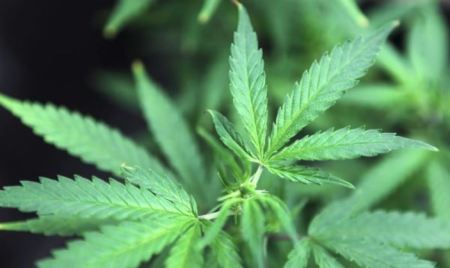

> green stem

[{"left": 250, "top": 165, "right": 264, "bottom": 186}]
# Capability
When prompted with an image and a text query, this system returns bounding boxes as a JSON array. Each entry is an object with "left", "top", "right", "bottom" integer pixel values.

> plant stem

[
  {"left": 250, "top": 165, "right": 263, "bottom": 186},
  {"left": 198, "top": 211, "right": 221, "bottom": 220}
]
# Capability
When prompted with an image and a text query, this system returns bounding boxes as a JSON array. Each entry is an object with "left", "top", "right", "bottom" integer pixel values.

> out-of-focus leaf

[{"left": 104, "top": 0, "right": 154, "bottom": 38}]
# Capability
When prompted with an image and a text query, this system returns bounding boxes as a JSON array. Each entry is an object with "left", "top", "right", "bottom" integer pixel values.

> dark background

[{"left": 0, "top": 1, "right": 149, "bottom": 266}]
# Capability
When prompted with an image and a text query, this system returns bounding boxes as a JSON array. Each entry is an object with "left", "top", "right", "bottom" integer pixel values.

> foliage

[{"left": 1, "top": 1, "right": 450, "bottom": 267}]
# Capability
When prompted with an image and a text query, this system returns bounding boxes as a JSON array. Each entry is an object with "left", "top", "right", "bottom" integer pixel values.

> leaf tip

[
  {"left": 103, "top": 26, "right": 118, "bottom": 39},
  {"left": 131, "top": 60, "right": 145, "bottom": 75}
]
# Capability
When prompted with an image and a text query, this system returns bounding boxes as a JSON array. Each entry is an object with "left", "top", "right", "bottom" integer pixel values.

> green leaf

[
  {"left": 321, "top": 238, "right": 434, "bottom": 268},
  {"left": 197, "top": 199, "right": 238, "bottom": 249},
  {"left": 342, "top": 84, "right": 407, "bottom": 110},
  {"left": 309, "top": 150, "right": 429, "bottom": 235},
  {"left": 427, "top": 161, "right": 450, "bottom": 223},
  {"left": 133, "top": 63, "right": 206, "bottom": 193},
  {"left": 337, "top": 0, "right": 368, "bottom": 27},
  {"left": 121, "top": 166, "right": 195, "bottom": 214},
  {"left": 229, "top": 4, "right": 268, "bottom": 158},
  {"left": 268, "top": 23, "right": 396, "bottom": 155},
  {"left": 271, "top": 128, "right": 436, "bottom": 161},
  {"left": 0, "top": 176, "right": 192, "bottom": 220},
  {"left": 311, "top": 243, "right": 344, "bottom": 268},
  {"left": 208, "top": 110, "right": 254, "bottom": 160},
  {"left": 407, "top": 5, "right": 448, "bottom": 83},
  {"left": 266, "top": 164, "right": 354, "bottom": 188},
  {"left": 93, "top": 71, "right": 138, "bottom": 112},
  {"left": 198, "top": 0, "right": 222, "bottom": 23},
  {"left": 166, "top": 224, "right": 204, "bottom": 268},
  {"left": 37, "top": 216, "right": 193, "bottom": 268},
  {"left": 0, "top": 94, "right": 165, "bottom": 176},
  {"left": 104, "top": 0, "right": 154, "bottom": 38},
  {"left": 377, "top": 43, "right": 412, "bottom": 84},
  {"left": 260, "top": 195, "right": 298, "bottom": 241},
  {"left": 242, "top": 198, "right": 266, "bottom": 268},
  {"left": 0, "top": 216, "right": 111, "bottom": 236},
  {"left": 317, "top": 210, "right": 450, "bottom": 249},
  {"left": 211, "top": 231, "right": 242, "bottom": 268},
  {"left": 197, "top": 126, "right": 243, "bottom": 179},
  {"left": 284, "top": 239, "right": 310, "bottom": 268}
]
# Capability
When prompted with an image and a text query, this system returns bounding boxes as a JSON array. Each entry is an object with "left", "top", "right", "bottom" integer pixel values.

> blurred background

[{"left": 0, "top": 0, "right": 449, "bottom": 267}]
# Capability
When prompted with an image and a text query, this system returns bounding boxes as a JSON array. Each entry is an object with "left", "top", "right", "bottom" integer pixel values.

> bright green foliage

[
  {"left": 122, "top": 166, "right": 195, "bottom": 214},
  {"left": 271, "top": 127, "right": 436, "bottom": 161},
  {"left": 0, "top": 216, "right": 111, "bottom": 236},
  {"left": 208, "top": 110, "right": 254, "bottom": 161},
  {"left": 0, "top": 3, "right": 447, "bottom": 268},
  {"left": 210, "top": 232, "right": 242, "bottom": 268},
  {"left": 321, "top": 238, "right": 434, "bottom": 268},
  {"left": 241, "top": 199, "right": 266, "bottom": 268},
  {"left": 285, "top": 239, "right": 310, "bottom": 268},
  {"left": 309, "top": 150, "right": 429, "bottom": 235},
  {"left": 0, "top": 94, "right": 163, "bottom": 176},
  {"left": 267, "top": 22, "right": 397, "bottom": 155},
  {"left": 38, "top": 216, "right": 194, "bottom": 268},
  {"left": 260, "top": 195, "right": 298, "bottom": 241},
  {"left": 427, "top": 161, "right": 450, "bottom": 223},
  {"left": 104, "top": 0, "right": 154, "bottom": 38},
  {"left": 229, "top": 5, "right": 268, "bottom": 158},
  {"left": 166, "top": 225, "right": 204, "bottom": 268},
  {"left": 311, "top": 243, "right": 345, "bottom": 268},
  {"left": 266, "top": 164, "right": 354, "bottom": 188},
  {"left": 0, "top": 175, "right": 192, "bottom": 220},
  {"left": 197, "top": 199, "right": 238, "bottom": 250},
  {"left": 316, "top": 210, "right": 450, "bottom": 249},
  {"left": 133, "top": 62, "right": 206, "bottom": 193}
]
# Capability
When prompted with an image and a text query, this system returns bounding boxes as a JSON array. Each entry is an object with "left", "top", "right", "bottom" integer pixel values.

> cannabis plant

[{"left": 1, "top": 4, "right": 449, "bottom": 267}]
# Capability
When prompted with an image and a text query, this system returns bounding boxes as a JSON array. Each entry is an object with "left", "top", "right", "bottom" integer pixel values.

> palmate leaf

[
  {"left": 241, "top": 198, "right": 265, "bottom": 268},
  {"left": 0, "top": 175, "right": 193, "bottom": 221},
  {"left": 266, "top": 163, "right": 354, "bottom": 188},
  {"left": 229, "top": 4, "right": 268, "bottom": 158},
  {"left": 166, "top": 224, "right": 204, "bottom": 268},
  {"left": 104, "top": 0, "right": 154, "bottom": 38},
  {"left": 316, "top": 210, "right": 450, "bottom": 249},
  {"left": 0, "top": 93, "right": 165, "bottom": 176},
  {"left": 284, "top": 239, "right": 311, "bottom": 268},
  {"left": 208, "top": 110, "right": 254, "bottom": 161},
  {"left": 267, "top": 23, "right": 396, "bottom": 156},
  {"left": 122, "top": 166, "right": 195, "bottom": 214},
  {"left": 133, "top": 63, "right": 206, "bottom": 193},
  {"left": 0, "top": 216, "right": 111, "bottom": 236},
  {"left": 320, "top": 238, "right": 434, "bottom": 268},
  {"left": 427, "top": 161, "right": 450, "bottom": 223},
  {"left": 211, "top": 231, "right": 242, "bottom": 268},
  {"left": 38, "top": 215, "right": 194, "bottom": 268},
  {"left": 271, "top": 127, "right": 436, "bottom": 161}
]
